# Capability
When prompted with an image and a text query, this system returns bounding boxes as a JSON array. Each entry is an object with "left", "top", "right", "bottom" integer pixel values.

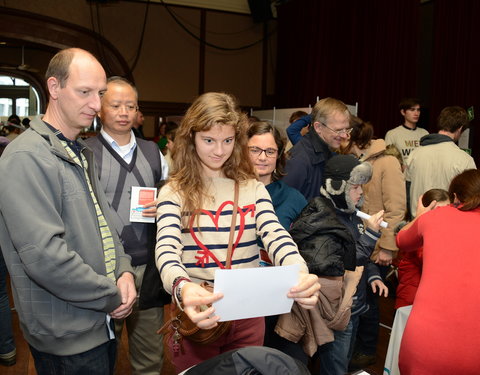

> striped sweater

[{"left": 156, "top": 177, "right": 308, "bottom": 294}]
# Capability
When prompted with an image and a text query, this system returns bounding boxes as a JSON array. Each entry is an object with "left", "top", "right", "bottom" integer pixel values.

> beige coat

[
  {"left": 360, "top": 139, "right": 406, "bottom": 256},
  {"left": 275, "top": 267, "right": 363, "bottom": 357}
]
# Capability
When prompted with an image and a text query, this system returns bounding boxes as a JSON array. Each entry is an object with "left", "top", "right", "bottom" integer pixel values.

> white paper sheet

[{"left": 213, "top": 264, "right": 300, "bottom": 322}]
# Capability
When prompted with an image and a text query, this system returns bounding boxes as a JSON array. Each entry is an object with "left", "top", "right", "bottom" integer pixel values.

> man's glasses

[
  {"left": 106, "top": 104, "right": 138, "bottom": 113},
  {"left": 248, "top": 146, "right": 278, "bottom": 158},
  {"left": 321, "top": 122, "right": 352, "bottom": 136}
]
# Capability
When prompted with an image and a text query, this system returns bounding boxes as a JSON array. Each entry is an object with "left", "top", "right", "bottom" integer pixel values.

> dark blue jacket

[
  {"left": 283, "top": 128, "right": 334, "bottom": 201},
  {"left": 286, "top": 114, "right": 312, "bottom": 145},
  {"left": 336, "top": 210, "right": 382, "bottom": 316}
]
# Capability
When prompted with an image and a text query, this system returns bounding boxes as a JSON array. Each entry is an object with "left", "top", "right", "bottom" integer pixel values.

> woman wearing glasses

[
  {"left": 247, "top": 122, "right": 307, "bottom": 231},
  {"left": 247, "top": 121, "right": 309, "bottom": 362}
]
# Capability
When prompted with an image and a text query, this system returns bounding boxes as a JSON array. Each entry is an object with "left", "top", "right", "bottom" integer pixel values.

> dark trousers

[
  {"left": 354, "top": 289, "right": 380, "bottom": 356},
  {"left": 353, "top": 264, "right": 390, "bottom": 356},
  {"left": 0, "top": 250, "right": 15, "bottom": 355},
  {"left": 264, "top": 315, "right": 309, "bottom": 365},
  {"left": 30, "top": 339, "right": 117, "bottom": 375}
]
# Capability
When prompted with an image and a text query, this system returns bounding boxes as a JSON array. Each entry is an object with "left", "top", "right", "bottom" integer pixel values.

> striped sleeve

[
  {"left": 155, "top": 184, "right": 188, "bottom": 294},
  {"left": 254, "top": 182, "right": 308, "bottom": 273}
]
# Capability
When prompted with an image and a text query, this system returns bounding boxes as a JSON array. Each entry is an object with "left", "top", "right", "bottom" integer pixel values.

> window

[
  {"left": 16, "top": 98, "right": 30, "bottom": 117},
  {"left": 0, "top": 75, "right": 40, "bottom": 117},
  {"left": 0, "top": 98, "right": 13, "bottom": 117}
]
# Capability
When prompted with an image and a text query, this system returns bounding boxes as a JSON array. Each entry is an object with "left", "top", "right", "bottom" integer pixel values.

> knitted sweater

[
  {"left": 156, "top": 177, "right": 308, "bottom": 294},
  {"left": 86, "top": 135, "right": 163, "bottom": 266}
]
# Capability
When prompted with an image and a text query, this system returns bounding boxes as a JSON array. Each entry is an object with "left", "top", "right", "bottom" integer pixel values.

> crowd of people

[
  {"left": 0, "top": 114, "right": 30, "bottom": 141},
  {"left": 0, "top": 47, "right": 478, "bottom": 375}
]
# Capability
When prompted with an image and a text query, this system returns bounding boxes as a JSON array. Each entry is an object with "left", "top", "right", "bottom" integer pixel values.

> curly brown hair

[{"left": 170, "top": 92, "right": 256, "bottom": 217}]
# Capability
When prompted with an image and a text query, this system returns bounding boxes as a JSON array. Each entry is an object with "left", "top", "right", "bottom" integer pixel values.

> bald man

[{"left": 0, "top": 48, "right": 136, "bottom": 375}]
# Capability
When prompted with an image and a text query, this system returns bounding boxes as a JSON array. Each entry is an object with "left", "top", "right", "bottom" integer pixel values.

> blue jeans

[
  {"left": 317, "top": 314, "right": 360, "bottom": 375},
  {"left": 30, "top": 339, "right": 117, "bottom": 375},
  {"left": 0, "top": 249, "right": 15, "bottom": 355}
]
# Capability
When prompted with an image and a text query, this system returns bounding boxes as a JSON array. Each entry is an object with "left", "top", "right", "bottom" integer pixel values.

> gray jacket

[{"left": 0, "top": 117, "right": 133, "bottom": 355}]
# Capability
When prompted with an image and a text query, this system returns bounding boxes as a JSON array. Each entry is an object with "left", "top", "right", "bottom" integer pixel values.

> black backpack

[{"left": 184, "top": 346, "right": 310, "bottom": 375}]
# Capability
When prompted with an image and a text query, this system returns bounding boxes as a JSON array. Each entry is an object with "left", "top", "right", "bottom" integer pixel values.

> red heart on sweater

[{"left": 189, "top": 201, "right": 252, "bottom": 268}]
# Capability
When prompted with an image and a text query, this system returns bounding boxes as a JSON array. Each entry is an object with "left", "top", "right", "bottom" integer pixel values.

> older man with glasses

[{"left": 283, "top": 97, "right": 352, "bottom": 200}]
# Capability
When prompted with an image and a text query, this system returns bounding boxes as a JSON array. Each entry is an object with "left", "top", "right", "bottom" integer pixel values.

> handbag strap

[
  {"left": 158, "top": 184, "right": 239, "bottom": 341},
  {"left": 225, "top": 182, "right": 239, "bottom": 269}
]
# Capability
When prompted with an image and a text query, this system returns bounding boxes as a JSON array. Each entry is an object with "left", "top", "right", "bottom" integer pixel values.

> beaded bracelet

[{"left": 172, "top": 276, "right": 191, "bottom": 307}]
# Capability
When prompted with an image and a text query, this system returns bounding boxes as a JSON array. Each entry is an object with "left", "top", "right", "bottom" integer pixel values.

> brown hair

[
  {"left": 342, "top": 116, "right": 374, "bottom": 154},
  {"left": 46, "top": 48, "right": 101, "bottom": 94},
  {"left": 422, "top": 188, "right": 450, "bottom": 207},
  {"left": 165, "top": 121, "right": 179, "bottom": 142},
  {"left": 448, "top": 169, "right": 480, "bottom": 211},
  {"left": 437, "top": 106, "right": 469, "bottom": 133},
  {"left": 170, "top": 92, "right": 255, "bottom": 216},
  {"left": 247, "top": 121, "right": 286, "bottom": 182},
  {"left": 399, "top": 97, "right": 421, "bottom": 111},
  {"left": 45, "top": 48, "right": 76, "bottom": 88},
  {"left": 289, "top": 110, "right": 308, "bottom": 124},
  {"left": 45, "top": 48, "right": 98, "bottom": 88}
]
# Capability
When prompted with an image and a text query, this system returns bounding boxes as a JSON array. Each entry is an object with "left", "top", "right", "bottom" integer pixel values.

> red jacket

[{"left": 395, "top": 247, "right": 423, "bottom": 309}]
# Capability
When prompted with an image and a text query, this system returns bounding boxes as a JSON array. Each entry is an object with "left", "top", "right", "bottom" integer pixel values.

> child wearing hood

[{"left": 284, "top": 154, "right": 388, "bottom": 374}]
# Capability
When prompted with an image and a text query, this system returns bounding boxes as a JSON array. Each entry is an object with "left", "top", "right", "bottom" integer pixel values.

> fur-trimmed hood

[{"left": 321, "top": 155, "right": 372, "bottom": 213}]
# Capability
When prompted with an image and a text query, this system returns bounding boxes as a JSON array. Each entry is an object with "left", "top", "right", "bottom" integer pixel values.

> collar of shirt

[
  {"left": 43, "top": 121, "right": 84, "bottom": 158},
  {"left": 100, "top": 128, "right": 137, "bottom": 163}
]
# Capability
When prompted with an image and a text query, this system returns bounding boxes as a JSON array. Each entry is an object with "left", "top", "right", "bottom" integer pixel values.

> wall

[{"left": 0, "top": 0, "right": 276, "bottom": 136}]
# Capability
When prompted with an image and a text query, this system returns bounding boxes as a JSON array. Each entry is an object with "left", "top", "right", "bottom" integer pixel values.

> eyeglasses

[
  {"left": 248, "top": 146, "right": 278, "bottom": 158},
  {"left": 321, "top": 122, "right": 352, "bottom": 136},
  {"left": 106, "top": 104, "right": 138, "bottom": 113}
]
